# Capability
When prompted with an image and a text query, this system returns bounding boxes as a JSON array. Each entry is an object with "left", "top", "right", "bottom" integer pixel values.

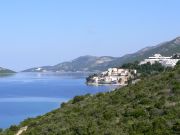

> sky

[{"left": 0, "top": 0, "right": 180, "bottom": 71}]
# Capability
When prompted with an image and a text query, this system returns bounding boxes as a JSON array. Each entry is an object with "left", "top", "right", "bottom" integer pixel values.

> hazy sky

[{"left": 0, "top": 0, "right": 180, "bottom": 71}]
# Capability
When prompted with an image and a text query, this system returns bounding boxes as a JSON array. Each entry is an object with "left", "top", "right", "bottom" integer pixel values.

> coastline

[
  {"left": 0, "top": 73, "right": 114, "bottom": 129},
  {"left": 86, "top": 82, "right": 124, "bottom": 91}
]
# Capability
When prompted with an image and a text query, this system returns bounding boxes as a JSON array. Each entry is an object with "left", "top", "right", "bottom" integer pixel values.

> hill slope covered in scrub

[{"left": 3, "top": 64, "right": 180, "bottom": 135}]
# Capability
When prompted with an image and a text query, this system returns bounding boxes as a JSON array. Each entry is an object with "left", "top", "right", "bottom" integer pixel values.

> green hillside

[
  {"left": 3, "top": 65, "right": 180, "bottom": 135},
  {"left": 0, "top": 67, "right": 15, "bottom": 74}
]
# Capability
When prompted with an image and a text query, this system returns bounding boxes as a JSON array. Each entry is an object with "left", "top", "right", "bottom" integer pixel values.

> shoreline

[{"left": 86, "top": 82, "right": 127, "bottom": 86}]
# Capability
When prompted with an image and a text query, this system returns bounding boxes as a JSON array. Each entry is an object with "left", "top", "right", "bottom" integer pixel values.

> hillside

[
  {"left": 23, "top": 37, "right": 180, "bottom": 73},
  {"left": 3, "top": 64, "right": 180, "bottom": 134},
  {"left": 117, "top": 37, "right": 180, "bottom": 64},
  {"left": 0, "top": 67, "right": 15, "bottom": 74},
  {"left": 23, "top": 56, "right": 118, "bottom": 72}
]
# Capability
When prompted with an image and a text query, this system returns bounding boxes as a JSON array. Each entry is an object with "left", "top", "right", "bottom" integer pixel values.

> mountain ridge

[{"left": 23, "top": 37, "right": 180, "bottom": 72}]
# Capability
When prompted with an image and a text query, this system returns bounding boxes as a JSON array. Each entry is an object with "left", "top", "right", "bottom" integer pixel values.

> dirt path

[{"left": 15, "top": 126, "right": 28, "bottom": 135}]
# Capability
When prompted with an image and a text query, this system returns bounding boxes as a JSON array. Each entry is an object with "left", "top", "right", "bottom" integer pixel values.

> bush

[
  {"left": 173, "top": 122, "right": 180, "bottom": 134},
  {"left": 61, "top": 102, "right": 66, "bottom": 108},
  {"left": 131, "top": 108, "right": 147, "bottom": 118},
  {"left": 72, "top": 96, "right": 85, "bottom": 104},
  {"left": 9, "top": 125, "right": 19, "bottom": 131}
]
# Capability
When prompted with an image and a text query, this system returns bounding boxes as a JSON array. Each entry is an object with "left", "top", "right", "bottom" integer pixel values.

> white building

[{"left": 140, "top": 54, "right": 180, "bottom": 67}]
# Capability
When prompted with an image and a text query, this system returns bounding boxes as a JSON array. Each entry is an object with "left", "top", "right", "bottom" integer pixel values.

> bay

[{"left": 0, "top": 73, "right": 116, "bottom": 128}]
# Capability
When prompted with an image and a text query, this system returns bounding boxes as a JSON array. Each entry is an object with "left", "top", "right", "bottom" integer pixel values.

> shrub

[
  {"left": 72, "top": 96, "right": 85, "bottom": 104},
  {"left": 9, "top": 125, "right": 19, "bottom": 131},
  {"left": 61, "top": 102, "right": 66, "bottom": 108}
]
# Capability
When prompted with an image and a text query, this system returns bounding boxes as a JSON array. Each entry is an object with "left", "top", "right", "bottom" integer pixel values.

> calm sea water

[{"left": 0, "top": 73, "right": 116, "bottom": 128}]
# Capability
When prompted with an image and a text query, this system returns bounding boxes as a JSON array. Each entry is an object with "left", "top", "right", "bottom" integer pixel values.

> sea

[{"left": 0, "top": 73, "right": 117, "bottom": 129}]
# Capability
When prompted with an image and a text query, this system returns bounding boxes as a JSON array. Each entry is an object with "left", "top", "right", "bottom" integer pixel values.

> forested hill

[
  {"left": 0, "top": 67, "right": 15, "bottom": 74},
  {"left": 3, "top": 64, "right": 180, "bottom": 134}
]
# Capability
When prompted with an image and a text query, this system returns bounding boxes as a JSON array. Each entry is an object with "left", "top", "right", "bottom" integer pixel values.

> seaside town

[
  {"left": 87, "top": 53, "right": 180, "bottom": 86},
  {"left": 87, "top": 68, "right": 137, "bottom": 86}
]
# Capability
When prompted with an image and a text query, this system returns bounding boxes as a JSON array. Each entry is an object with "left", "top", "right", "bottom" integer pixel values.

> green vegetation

[
  {"left": 0, "top": 68, "right": 15, "bottom": 75},
  {"left": 0, "top": 68, "right": 15, "bottom": 77},
  {"left": 2, "top": 65, "right": 180, "bottom": 135},
  {"left": 121, "top": 61, "right": 170, "bottom": 77},
  {"left": 86, "top": 62, "right": 169, "bottom": 84}
]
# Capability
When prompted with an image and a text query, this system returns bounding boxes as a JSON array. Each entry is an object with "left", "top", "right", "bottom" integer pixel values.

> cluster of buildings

[
  {"left": 87, "top": 68, "right": 137, "bottom": 86},
  {"left": 140, "top": 53, "right": 180, "bottom": 67},
  {"left": 87, "top": 53, "right": 180, "bottom": 86}
]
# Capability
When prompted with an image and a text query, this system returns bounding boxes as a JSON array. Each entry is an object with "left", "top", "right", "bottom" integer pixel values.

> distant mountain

[
  {"left": 23, "top": 56, "right": 118, "bottom": 72},
  {"left": 0, "top": 67, "right": 15, "bottom": 74},
  {"left": 23, "top": 37, "right": 180, "bottom": 72},
  {"left": 117, "top": 37, "right": 180, "bottom": 64}
]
